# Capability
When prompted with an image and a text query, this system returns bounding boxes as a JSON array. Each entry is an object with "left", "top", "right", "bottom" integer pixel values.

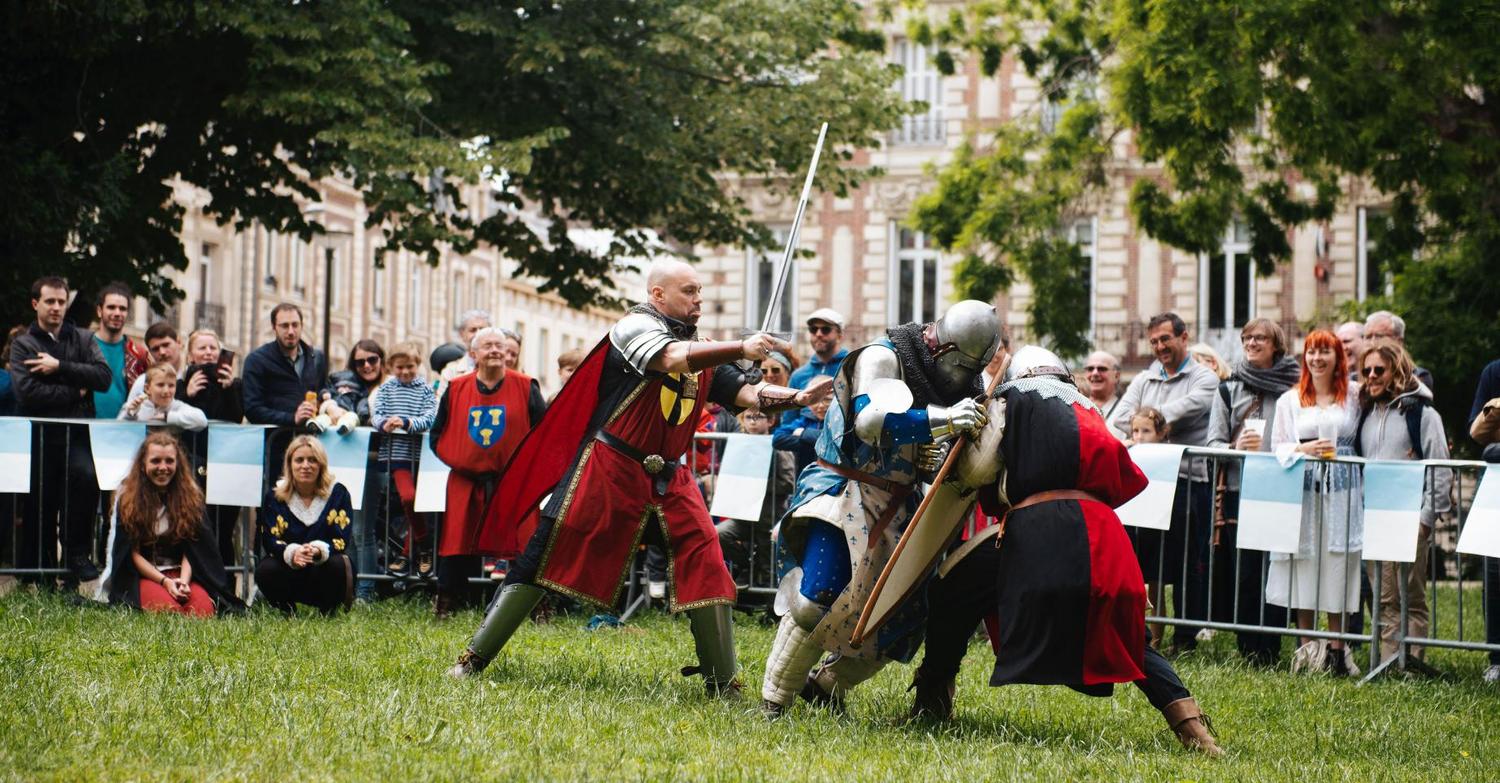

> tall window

[
  {"left": 539, "top": 327, "right": 551, "bottom": 383},
  {"left": 746, "top": 226, "right": 796, "bottom": 334},
  {"left": 1199, "top": 219, "right": 1254, "bottom": 331},
  {"left": 892, "top": 40, "right": 945, "bottom": 145},
  {"left": 264, "top": 233, "right": 279, "bottom": 290},
  {"left": 1064, "top": 217, "right": 1098, "bottom": 337},
  {"left": 1041, "top": 79, "right": 1096, "bottom": 135},
  {"left": 451, "top": 270, "right": 466, "bottom": 320},
  {"left": 892, "top": 226, "right": 941, "bottom": 325},
  {"left": 409, "top": 264, "right": 424, "bottom": 331},
  {"left": 370, "top": 250, "right": 386, "bottom": 320},
  {"left": 290, "top": 240, "right": 306, "bottom": 296},
  {"left": 474, "top": 277, "right": 489, "bottom": 314},
  {"left": 199, "top": 242, "right": 216, "bottom": 303},
  {"left": 1357, "top": 206, "right": 1393, "bottom": 301},
  {"left": 325, "top": 248, "right": 341, "bottom": 310}
]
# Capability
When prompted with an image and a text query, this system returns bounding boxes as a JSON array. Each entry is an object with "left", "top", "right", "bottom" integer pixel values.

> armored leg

[
  {"left": 805, "top": 654, "right": 886, "bottom": 707},
  {"left": 446, "top": 583, "right": 545, "bottom": 678},
  {"left": 761, "top": 615, "right": 828, "bottom": 716},
  {"left": 686, "top": 604, "right": 740, "bottom": 696}
]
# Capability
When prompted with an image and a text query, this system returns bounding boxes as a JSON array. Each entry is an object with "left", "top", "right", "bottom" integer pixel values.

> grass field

[{"left": 1, "top": 589, "right": 1497, "bottom": 782}]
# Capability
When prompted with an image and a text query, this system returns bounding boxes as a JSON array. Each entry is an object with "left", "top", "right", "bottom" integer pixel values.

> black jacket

[
  {"left": 8, "top": 322, "right": 112, "bottom": 417},
  {"left": 240, "top": 340, "right": 328, "bottom": 426}
]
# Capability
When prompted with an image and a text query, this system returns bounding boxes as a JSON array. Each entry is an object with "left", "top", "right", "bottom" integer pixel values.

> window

[
  {"left": 325, "top": 248, "right": 341, "bottom": 310},
  {"left": 263, "top": 233, "right": 279, "bottom": 290},
  {"left": 1041, "top": 78, "right": 1097, "bottom": 135},
  {"left": 540, "top": 327, "right": 551, "bottom": 383},
  {"left": 452, "top": 270, "right": 466, "bottom": 320},
  {"left": 474, "top": 277, "right": 489, "bottom": 314},
  {"left": 199, "top": 242, "right": 216, "bottom": 303},
  {"left": 1199, "top": 219, "right": 1254, "bottom": 331},
  {"left": 892, "top": 40, "right": 945, "bottom": 145},
  {"left": 371, "top": 248, "right": 386, "bottom": 319},
  {"left": 1357, "top": 206, "right": 1394, "bottom": 301},
  {"left": 409, "top": 263, "right": 424, "bottom": 331},
  {"left": 891, "top": 226, "right": 942, "bottom": 325},
  {"left": 290, "top": 240, "right": 306, "bottom": 296},
  {"left": 745, "top": 226, "right": 796, "bottom": 334},
  {"left": 1064, "top": 217, "right": 1098, "bottom": 337}
]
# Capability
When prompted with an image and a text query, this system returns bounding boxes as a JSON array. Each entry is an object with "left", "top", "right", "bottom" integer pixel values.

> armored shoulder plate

[
  {"left": 849, "top": 344, "right": 901, "bottom": 397},
  {"left": 609, "top": 312, "right": 675, "bottom": 375}
]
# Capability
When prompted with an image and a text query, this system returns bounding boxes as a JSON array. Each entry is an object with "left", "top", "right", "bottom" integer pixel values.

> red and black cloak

[{"left": 980, "top": 382, "right": 1150, "bottom": 690}]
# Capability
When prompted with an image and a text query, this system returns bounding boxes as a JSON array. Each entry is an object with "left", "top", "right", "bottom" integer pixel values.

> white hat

[{"left": 805, "top": 307, "right": 845, "bottom": 330}]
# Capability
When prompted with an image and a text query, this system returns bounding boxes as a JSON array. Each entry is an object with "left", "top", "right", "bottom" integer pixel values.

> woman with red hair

[{"left": 1268, "top": 329, "right": 1363, "bottom": 675}]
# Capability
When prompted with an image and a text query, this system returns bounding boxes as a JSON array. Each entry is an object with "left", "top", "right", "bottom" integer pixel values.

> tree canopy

[
  {"left": 906, "top": 0, "right": 1499, "bottom": 442},
  {"left": 1, "top": 0, "right": 910, "bottom": 324}
]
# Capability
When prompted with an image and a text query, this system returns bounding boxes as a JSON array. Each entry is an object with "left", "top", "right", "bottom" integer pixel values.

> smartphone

[{"left": 217, "top": 348, "right": 236, "bottom": 369}]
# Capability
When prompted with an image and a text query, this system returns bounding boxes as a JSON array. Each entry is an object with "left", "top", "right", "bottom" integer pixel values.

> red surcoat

[{"left": 433, "top": 370, "right": 532, "bottom": 557}]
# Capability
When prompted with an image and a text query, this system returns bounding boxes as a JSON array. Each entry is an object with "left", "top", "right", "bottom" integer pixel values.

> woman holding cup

[
  {"left": 1269, "top": 329, "right": 1363, "bottom": 675},
  {"left": 1206, "top": 318, "right": 1302, "bottom": 665}
]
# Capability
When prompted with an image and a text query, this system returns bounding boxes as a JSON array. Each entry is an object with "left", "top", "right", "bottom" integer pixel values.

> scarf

[
  {"left": 1232, "top": 355, "right": 1301, "bottom": 397},
  {"left": 885, "top": 322, "right": 979, "bottom": 408}
]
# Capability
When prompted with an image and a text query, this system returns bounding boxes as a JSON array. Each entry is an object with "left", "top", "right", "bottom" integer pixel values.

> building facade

[
  {"left": 692, "top": 7, "right": 1390, "bottom": 369},
  {"left": 142, "top": 178, "right": 632, "bottom": 395}
]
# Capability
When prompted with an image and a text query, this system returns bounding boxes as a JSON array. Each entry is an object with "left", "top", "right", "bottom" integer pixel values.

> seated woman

[
  {"left": 97, "top": 432, "right": 243, "bottom": 616},
  {"left": 255, "top": 435, "right": 354, "bottom": 614}
]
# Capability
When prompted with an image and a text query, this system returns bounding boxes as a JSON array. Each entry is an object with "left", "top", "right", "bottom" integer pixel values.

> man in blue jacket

[{"left": 242, "top": 303, "right": 328, "bottom": 477}]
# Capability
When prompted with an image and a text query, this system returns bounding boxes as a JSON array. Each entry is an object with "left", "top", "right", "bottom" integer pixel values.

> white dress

[{"left": 1266, "top": 383, "right": 1363, "bottom": 613}]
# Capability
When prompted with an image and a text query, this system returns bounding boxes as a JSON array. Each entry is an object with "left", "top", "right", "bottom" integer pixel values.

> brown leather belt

[
  {"left": 993, "top": 489, "right": 1104, "bottom": 549},
  {"left": 816, "top": 459, "right": 914, "bottom": 542}
]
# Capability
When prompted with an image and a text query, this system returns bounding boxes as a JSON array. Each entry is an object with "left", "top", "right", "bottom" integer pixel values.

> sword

[{"left": 758, "top": 122, "right": 829, "bottom": 335}]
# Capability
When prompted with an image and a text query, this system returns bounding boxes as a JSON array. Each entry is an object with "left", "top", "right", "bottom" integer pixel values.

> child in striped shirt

[{"left": 370, "top": 342, "right": 438, "bottom": 575}]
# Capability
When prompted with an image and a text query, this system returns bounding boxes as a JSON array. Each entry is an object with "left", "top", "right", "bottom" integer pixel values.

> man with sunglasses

[{"left": 785, "top": 309, "right": 848, "bottom": 423}]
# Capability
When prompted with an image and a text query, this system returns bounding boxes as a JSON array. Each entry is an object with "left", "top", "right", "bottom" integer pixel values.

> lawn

[{"left": 0, "top": 590, "right": 1496, "bottom": 782}]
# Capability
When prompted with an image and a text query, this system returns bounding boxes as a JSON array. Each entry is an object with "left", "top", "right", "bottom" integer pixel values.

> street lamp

[{"left": 301, "top": 203, "right": 354, "bottom": 360}]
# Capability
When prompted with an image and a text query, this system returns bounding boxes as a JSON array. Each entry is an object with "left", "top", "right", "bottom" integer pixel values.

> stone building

[
  {"left": 691, "top": 8, "right": 1390, "bottom": 369},
  {"left": 140, "top": 178, "right": 633, "bottom": 395}
]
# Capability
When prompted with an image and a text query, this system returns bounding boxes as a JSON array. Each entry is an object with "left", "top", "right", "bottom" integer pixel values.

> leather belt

[
  {"left": 993, "top": 489, "right": 1104, "bottom": 549},
  {"left": 595, "top": 431, "right": 676, "bottom": 495},
  {"left": 815, "top": 459, "right": 904, "bottom": 495}
]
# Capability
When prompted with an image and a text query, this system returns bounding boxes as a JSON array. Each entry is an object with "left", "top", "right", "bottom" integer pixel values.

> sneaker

[
  {"left": 1484, "top": 665, "right": 1500, "bottom": 684},
  {"left": 67, "top": 556, "right": 101, "bottom": 583}
]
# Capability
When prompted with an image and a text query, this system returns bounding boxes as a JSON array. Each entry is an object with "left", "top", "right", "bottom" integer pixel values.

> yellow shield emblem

[{"left": 658, "top": 372, "right": 698, "bottom": 425}]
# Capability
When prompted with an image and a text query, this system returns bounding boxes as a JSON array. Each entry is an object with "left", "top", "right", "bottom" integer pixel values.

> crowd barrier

[{"left": 4, "top": 416, "right": 1498, "bottom": 683}]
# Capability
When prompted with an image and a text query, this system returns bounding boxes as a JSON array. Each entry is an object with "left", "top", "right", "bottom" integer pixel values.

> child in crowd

[
  {"left": 369, "top": 342, "right": 438, "bottom": 575},
  {"left": 772, "top": 394, "right": 830, "bottom": 475},
  {"left": 550, "top": 348, "right": 585, "bottom": 404},
  {"left": 119, "top": 364, "right": 207, "bottom": 430},
  {"left": 1128, "top": 406, "right": 1169, "bottom": 445},
  {"left": 716, "top": 408, "right": 796, "bottom": 593}
]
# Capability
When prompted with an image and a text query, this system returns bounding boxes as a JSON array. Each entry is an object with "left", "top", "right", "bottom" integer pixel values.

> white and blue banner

[
  {"left": 1235, "top": 454, "right": 1306, "bottom": 554},
  {"left": 1457, "top": 466, "right": 1500, "bottom": 559},
  {"left": 1117, "top": 443, "right": 1186, "bottom": 531},
  {"left": 1361, "top": 461, "right": 1428, "bottom": 563},
  {"left": 0, "top": 418, "right": 32, "bottom": 493},
  {"left": 206, "top": 424, "right": 266, "bottom": 508},
  {"left": 708, "top": 433, "right": 774, "bottom": 522},
  {"left": 88, "top": 421, "right": 147, "bottom": 491},
  {"left": 414, "top": 435, "right": 450, "bottom": 513},
  {"left": 319, "top": 429, "right": 373, "bottom": 511}
]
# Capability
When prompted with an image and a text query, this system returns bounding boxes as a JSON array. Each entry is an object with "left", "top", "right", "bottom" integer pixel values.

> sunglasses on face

[
  {"left": 808, "top": 324, "right": 836, "bottom": 336},
  {"left": 1083, "top": 365, "right": 1112, "bottom": 373},
  {"left": 353, "top": 356, "right": 381, "bottom": 368},
  {"left": 1362, "top": 365, "right": 1388, "bottom": 378}
]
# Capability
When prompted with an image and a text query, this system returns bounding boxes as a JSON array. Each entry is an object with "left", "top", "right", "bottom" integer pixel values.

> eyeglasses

[
  {"left": 353, "top": 356, "right": 381, "bottom": 367},
  {"left": 1083, "top": 365, "right": 1112, "bottom": 373},
  {"left": 808, "top": 324, "right": 836, "bottom": 336},
  {"left": 1243, "top": 334, "right": 1272, "bottom": 344},
  {"left": 1361, "top": 365, "right": 1388, "bottom": 378},
  {"left": 743, "top": 413, "right": 769, "bottom": 420}
]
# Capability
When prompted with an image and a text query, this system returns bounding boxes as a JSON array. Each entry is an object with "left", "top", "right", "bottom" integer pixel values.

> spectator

[
  {"left": 1268, "top": 329, "right": 1363, "bottom": 676},
  {"left": 759, "top": 350, "right": 796, "bottom": 390},
  {"left": 1354, "top": 339, "right": 1451, "bottom": 664},
  {"left": 1336, "top": 321, "right": 1364, "bottom": 381},
  {"left": 429, "top": 327, "right": 545, "bottom": 617},
  {"left": 317, "top": 339, "right": 386, "bottom": 433},
  {"left": 786, "top": 308, "right": 847, "bottom": 422},
  {"left": 1467, "top": 356, "right": 1500, "bottom": 684},
  {"left": 126, "top": 322, "right": 184, "bottom": 402},
  {"left": 0, "top": 325, "right": 21, "bottom": 416},
  {"left": 1081, "top": 350, "right": 1124, "bottom": 421},
  {"left": 10, "top": 276, "right": 112, "bottom": 584},
  {"left": 772, "top": 394, "right": 829, "bottom": 477},
  {"left": 1129, "top": 407, "right": 1169, "bottom": 444},
  {"left": 118, "top": 364, "right": 208, "bottom": 430},
  {"left": 1112, "top": 312, "right": 1220, "bottom": 654},
  {"left": 1188, "top": 343, "right": 1231, "bottom": 381},
  {"left": 1205, "top": 317, "right": 1300, "bottom": 665},
  {"left": 370, "top": 342, "right": 438, "bottom": 577},
  {"left": 716, "top": 408, "right": 795, "bottom": 591},
  {"left": 242, "top": 303, "right": 328, "bottom": 476},
  {"left": 497, "top": 327, "right": 523, "bottom": 372},
  {"left": 97, "top": 432, "right": 243, "bottom": 615},
  {"left": 90, "top": 282, "right": 148, "bottom": 420},
  {"left": 555, "top": 348, "right": 585, "bottom": 395},
  {"left": 439, "top": 309, "right": 491, "bottom": 383},
  {"left": 177, "top": 329, "right": 245, "bottom": 569},
  {"left": 255, "top": 435, "right": 354, "bottom": 615},
  {"left": 1364, "top": 311, "right": 1434, "bottom": 393}
]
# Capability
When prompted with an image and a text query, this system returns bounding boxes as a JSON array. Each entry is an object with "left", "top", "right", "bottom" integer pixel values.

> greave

[
  {"left": 811, "top": 653, "right": 886, "bottom": 698},
  {"left": 762, "top": 615, "right": 826, "bottom": 707},
  {"left": 686, "top": 604, "right": 739, "bottom": 691},
  {"left": 467, "top": 583, "right": 546, "bottom": 666}
]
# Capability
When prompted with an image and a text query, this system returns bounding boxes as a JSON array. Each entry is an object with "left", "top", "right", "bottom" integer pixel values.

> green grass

[{"left": 1, "top": 591, "right": 1497, "bottom": 782}]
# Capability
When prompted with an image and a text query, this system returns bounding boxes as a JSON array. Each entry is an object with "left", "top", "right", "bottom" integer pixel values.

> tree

[
  {"left": 1, "top": 0, "right": 910, "bottom": 325},
  {"left": 906, "top": 0, "right": 1499, "bottom": 443}
]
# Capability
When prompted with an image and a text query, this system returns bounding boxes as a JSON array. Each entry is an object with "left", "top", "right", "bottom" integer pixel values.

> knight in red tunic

[
  {"left": 909, "top": 346, "right": 1223, "bottom": 757},
  {"left": 429, "top": 327, "right": 545, "bottom": 615},
  {"left": 446, "top": 260, "right": 831, "bottom": 695}
]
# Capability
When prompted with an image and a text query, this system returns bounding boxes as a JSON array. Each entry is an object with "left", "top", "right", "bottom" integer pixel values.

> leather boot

[
  {"left": 906, "top": 667, "right": 955, "bottom": 722},
  {"left": 1161, "top": 697, "right": 1223, "bottom": 758},
  {"left": 433, "top": 590, "right": 456, "bottom": 620},
  {"left": 446, "top": 583, "right": 545, "bottom": 678}
]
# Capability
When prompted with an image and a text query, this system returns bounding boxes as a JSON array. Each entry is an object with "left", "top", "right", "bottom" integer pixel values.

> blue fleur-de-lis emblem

[{"left": 468, "top": 405, "right": 506, "bottom": 448}]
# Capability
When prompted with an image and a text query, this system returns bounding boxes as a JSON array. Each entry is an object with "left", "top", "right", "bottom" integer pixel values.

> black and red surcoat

[
  {"left": 486, "top": 316, "right": 746, "bottom": 611},
  {"left": 979, "top": 379, "right": 1150, "bottom": 689}
]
